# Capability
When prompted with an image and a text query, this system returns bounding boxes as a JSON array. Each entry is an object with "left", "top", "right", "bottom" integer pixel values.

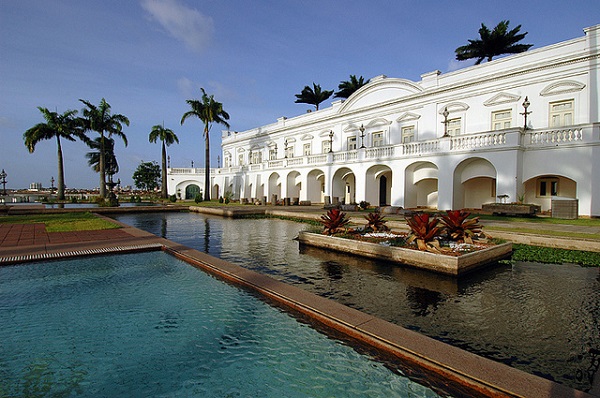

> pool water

[
  {"left": 111, "top": 212, "right": 600, "bottom": 392},
  {"left": 0, "top": 252, "right": 445, "bottom": 397}
]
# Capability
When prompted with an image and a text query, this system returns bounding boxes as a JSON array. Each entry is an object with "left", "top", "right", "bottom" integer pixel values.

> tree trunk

[
  {"left": 99, "top": 133, "right": 106, "bottom": 198},
  {"left": 161, "top": 141, "right": 168, "bottom": 199},
  {"left": 204, "top": 124, "right": 211, "bottom": 201},
  {"left": 56, "top": 135, "right": 65, "bottom": 200}
]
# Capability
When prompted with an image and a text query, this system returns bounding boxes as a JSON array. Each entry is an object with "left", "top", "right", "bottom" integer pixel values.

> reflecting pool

[
  {"left": 0, "top": 252, "right": 446, "bottom": 397},
  {"left": 111, "top": 212, "right": 600, "bottom": 392}
]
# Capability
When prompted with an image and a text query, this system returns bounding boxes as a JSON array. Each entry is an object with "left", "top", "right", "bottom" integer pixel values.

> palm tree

[
  {"left": 334, "top": 75, "right": 369, "bottom": 99},
  {"left": 149, "top": 124, "right": 179, "bottom": 199},
  {"left": 294, "top": 83, "right": 333, "bottom": 111},
  {"left": 86, "top": 137, "right": 119, "bottom": 180},
  {"left": 181, "top": 88, "right": 230, "bottom": 201},
  {"left": 23, "top": 107, "right": 88, "bottom": 200},
  {"left": 455, "top": 20, "right": 533, "bottom": 65},
  {"left": 79, "top": 98, "right": 129, "bottom": 198}
]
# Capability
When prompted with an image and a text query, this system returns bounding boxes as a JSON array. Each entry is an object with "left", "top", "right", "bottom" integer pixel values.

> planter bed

[{"left": 297, "top": 231, "right": 512, "bottom": 276}]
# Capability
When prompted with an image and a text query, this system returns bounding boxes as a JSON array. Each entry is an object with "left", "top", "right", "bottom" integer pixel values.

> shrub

[
  {"left": 406, "top": 213, "right": 443, "bottom": 251},
  {"left": 169, "top": 194, "right": 177, "bottom": 202},
  {"left": 319, "top": 208, "right": 350, "bottom": 235},
  {"left": 364, "top": 209, "right": 389, "bottom": 232},
  {"left": 359, "top": 201, "right": 370, "bottom": 210},
  {"left": 439, "top": 210, "right": 482, "bottom": 244},
  {"left": 219, "top": 196, "right": 224, "bottom": 203},
  {"left": 195, "top": 193, "right": 203, "bottom": 203}
]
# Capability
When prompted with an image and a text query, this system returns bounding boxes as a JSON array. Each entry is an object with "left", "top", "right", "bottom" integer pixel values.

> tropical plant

[
  {"left": 359, "top": 200, "right": 370, "bottom": 210},
  {"left": 181, "top": 88, "right": 230, "bottom": 201},
  {"left": 79, "top": 98, "right": 129, "bottom": 198},
  {"left": 439, "top": 210, "right": 483, "bottom": 244},
  {"left": 455, "top": 20, "right": 533, "bottom": 65},
  {"left": 405, "top": 213, "right": 443, "bottom": 251},
  {"left": 86, "top": 137, "right": 119, "bottom": 178},
  {"left": 294, "top": 83, "right": 333, "bottom": 111},
  {"left": 23, "top": 107, "right": 89, "bottom": 200},
  {"left": 132, "top": 161, "right": 161, "bottom": 191},
  {"left": 364, "top": 209, "right": 389, "bottom": 232},
  {"left": 149, "top": 124, "right": 179, "bottom": 199},
  {"left": 319, "top": 208, "right": 350, "bottom": 235},
  {"left": 334, "top": 75, "right": 369, "bottom": 99}
]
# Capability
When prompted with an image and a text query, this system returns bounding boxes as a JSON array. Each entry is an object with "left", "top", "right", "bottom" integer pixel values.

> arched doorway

[
  {"left": 307, "top": 169, "right": 325, "bottom": 203},
  {"left": 405, "top": 162, "right": 438, "bottom": 208},
  {"left": 332, "top": 167, "right": 356, "bottom": 204},
  {"left": 268, "top": 172, "right": 281, "bottom": 203},
  {"left": 366, "top": 165, "right": 392, "bottom": 206},
  {"left": 185, "top": 184, "right": 201, "bottom": 200},
  {"left": 453, "top": 158, "right": 497, "bottom": 209},
  {"left": 523, "top": 174, "right": 576, "bottom": 212}
]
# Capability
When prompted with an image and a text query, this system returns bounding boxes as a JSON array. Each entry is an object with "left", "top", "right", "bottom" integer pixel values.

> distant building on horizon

[{"left": 168, "top": 24, "right": 600, "bottom": 217}]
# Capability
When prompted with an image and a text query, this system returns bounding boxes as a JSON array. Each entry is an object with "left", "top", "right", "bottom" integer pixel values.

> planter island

[{"left": 297, "top": 231, "right": 512, "bottom": 276}]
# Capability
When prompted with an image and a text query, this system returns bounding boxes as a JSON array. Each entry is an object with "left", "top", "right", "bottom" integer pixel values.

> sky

[{"left": 1, "top": 0, "right": 599, "bottom": 190}]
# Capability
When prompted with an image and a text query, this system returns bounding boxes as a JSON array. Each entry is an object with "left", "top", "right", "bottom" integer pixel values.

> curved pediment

[
  {"left": 540, "top": 80, "right": 586, "bottom": 96},
  {"left": 396, "top": 112, "right": 421, "bottom": 122},
  {"left": 366, "top": 118, "right": 392, "bottom": 128},
  {"left": 439, "top": 102, "right": 470, "bottom": 114},
  {"left": 300, "top": 134, "right": 314, "bottom": 141},
  {"left": 338, "top": 76, "right": 424, "bottom": 113}
]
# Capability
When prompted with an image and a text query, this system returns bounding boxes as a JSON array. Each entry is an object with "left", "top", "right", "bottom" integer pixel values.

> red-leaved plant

[
  {"left": 405, "top": 213, "right": 443, "bottom": 251},
  {"left": 319, "top": 208, "right": 350, "bottom": 235},
  {"left": 439, "top": 210, "right": 482, "bottom": 244},
  {"left": 364, "top": 209, "right": 389, "bottom": 232}
]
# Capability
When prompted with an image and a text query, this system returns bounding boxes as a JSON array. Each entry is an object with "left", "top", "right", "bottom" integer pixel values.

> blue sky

[{"left": 1, "top": 0, "right": 598, "bottom": 190}]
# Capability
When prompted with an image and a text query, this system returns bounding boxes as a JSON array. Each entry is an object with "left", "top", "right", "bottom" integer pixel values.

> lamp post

[
  {"left": 217, "top": 155, "right": 221, "bottom": 168},
  {"left": 328, "top": 130, "right": 334, "bottom": 153},
  {"left": 284, "top": 139, "right": 288, "bottom": 158},
  {"left": 167, "top": 155, "right": 171, "bottom": 168},
  {"left": 191, "top": 160, "right": 194, "bottom": 168},
  {"left": 521, "top": 96, "right": 531, "bottom": 130},
  {"left": 442, "top": 107, "right": 450, "bottom": 137},
  {"left": 50, "top": 176, "right": 55, "bottom": 191},
  {"left": 359, "top": 124, "right": 366, "bottom": 148},
  {"left": 0, "top": 169, "right": 6, "bottom": 196}
]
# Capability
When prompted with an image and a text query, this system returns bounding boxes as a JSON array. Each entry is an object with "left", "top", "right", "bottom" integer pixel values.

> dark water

[{"left": 111, "top": 212, "right": 600, "bottom": 392}]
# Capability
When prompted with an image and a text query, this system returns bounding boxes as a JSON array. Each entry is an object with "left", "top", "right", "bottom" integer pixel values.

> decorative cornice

[
  {"left": 396, "top": 112, "right": 421, "bottom": 122},
  {"left": 439, "top": 102, "right": 470, "bottom": 114}
]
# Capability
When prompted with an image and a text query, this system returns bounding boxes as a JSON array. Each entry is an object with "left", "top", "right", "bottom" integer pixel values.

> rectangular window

[
  {"left": 549, "top": 99, "right": 574, "bottom": 127},
  {"left": 539, "top": 178, "right": 559, "bottom": 197},
  {"left": 224, "top": 157, "right": 231, "bottom": 167},
  {"left": 303, "top": 143, "right": 311, "bottom": 156},
  {"left": 238, "top": 154, "right": 244, "bottom": 166},
  {"left": 492, "top": 110, "right": 512, "bottom": 130},
  {"left": 347, "top": 136, "right": 357, "bottom": 150},
  {"left": 285, "top": 145, "right": 294, "bottom": 158},
  {"left": 322, "top": 140, "right": 331, "bottom": 153},
  {"left": 269, "top": 148, "right": 277, "bottom": 160},
  {"left": 447, "top": 118, "right": 461, "bottom": 136},
  {"left": 372, "top": 132, "right": 384, "bottom": 147},
  {"left": 401, "top": 126, "right": 415, "bottom": 143},
  {"left": 251, "top": 151, "right": 262, "bottom": 164}
]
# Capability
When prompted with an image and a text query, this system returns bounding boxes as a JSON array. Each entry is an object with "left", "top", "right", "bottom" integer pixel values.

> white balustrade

[{"left": 527, "top": 127, "right": 583, "bottom": 145}]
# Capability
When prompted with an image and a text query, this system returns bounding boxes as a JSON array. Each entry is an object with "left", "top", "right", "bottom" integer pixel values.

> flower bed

[
  {"left": 305, "top": 208, "right": 512, "bottom": 275},
  {"left": 297, "top": 231, "right": 512, "bottom": 276}
]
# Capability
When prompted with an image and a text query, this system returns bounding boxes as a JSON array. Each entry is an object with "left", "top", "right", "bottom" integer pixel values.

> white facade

[{"left": 169, "top": 24, "right": 600, "bottom": 216}]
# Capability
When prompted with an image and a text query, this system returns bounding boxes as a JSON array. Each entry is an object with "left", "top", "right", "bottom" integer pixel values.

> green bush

[
  {"left": 169, "top": 194, "right": 177, "bottom": 202},
  {"left": 195, "top": 193, "right": 203, "bottom": 203},
  {"left": 219, "top": 197, "right": 224, "bottom": 203}
]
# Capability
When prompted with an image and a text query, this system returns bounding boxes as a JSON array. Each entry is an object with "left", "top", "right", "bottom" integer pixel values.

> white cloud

[
  {"left": 141, "top": 0, "right": 214, "bottom": 53},
  {"left": 447, "top": 58, "right": 464, "bottom": 72},
  {"left": 177, "top": 77, "right": 200, "bottom": 98}
]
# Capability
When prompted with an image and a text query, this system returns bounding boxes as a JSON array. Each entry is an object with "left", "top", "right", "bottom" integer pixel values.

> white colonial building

[{"left": 169, "top": 24, "right": 600, "bottom": 216}]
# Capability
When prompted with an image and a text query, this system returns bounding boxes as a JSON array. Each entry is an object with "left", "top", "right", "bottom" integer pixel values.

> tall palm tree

[
  {"left": 181, "top": 88, "right": 230, "bottom": 201},
  {"left": 294, "top": 83, "right": 333, "bottom": 111},
  {"left": 23, "top": 107, "right": 88, "bottom": 200},
  {"left": 86, "top": 137, "right": 119, "bottom": 179},
  {"left": 334, "top": 75, "right": 369, "bottom": 99},
  {"left": 79, "top": 98, "right": 129, "bottom": 198},
  {"left": 455, "top": 20, "right": 533, "bottom": 65},
  {"left": 149, "top": 124, "right": 179, "bottom": 199}
]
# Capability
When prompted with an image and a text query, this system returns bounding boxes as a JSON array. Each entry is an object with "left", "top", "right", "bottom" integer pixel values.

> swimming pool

[
  {"left": 0, "top": 252, "right": 447, "bottom": 397},
  {"left": 111, "top": 212, "right": 600, "bottom": 392}
]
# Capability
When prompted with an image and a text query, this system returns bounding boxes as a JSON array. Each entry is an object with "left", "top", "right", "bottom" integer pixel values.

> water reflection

[{"left": 111, "top": 212, "right": 600, "bottom": 392}]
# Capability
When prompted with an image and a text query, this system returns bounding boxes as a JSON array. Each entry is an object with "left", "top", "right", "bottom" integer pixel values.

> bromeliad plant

[
  {"left": 364, "top": 209, "right": 390, "bottom": 232},
  {"left": 439, "top": 210, "right": 482, "bottom": 244},
  {"left": 319, "top": 208, "right": 350, "bottom": 235},
  {"left": 405, "top": 213, "right": 443, "bottom": 251}
]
